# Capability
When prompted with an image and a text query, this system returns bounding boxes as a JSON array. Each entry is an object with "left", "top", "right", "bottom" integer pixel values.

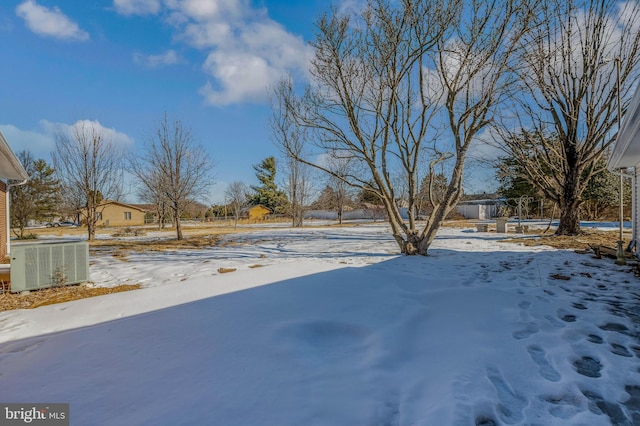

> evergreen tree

[
  {"left": 416, "top": 173, "right": 448, "bottom": 215},
  {"left": 581, "top": 158, "right": 631, "bottom": 220},
  {"left": 250, "top": 156, "right": 288, "bottom": 213},
  {"left": 311, "top": 186, "right": 337, "bottom": 210},
  {"left": 10, "top": 150, "right": 59, "bottom": 237},
  {"left": 495, "top": 157, "right": 541, "bottom": 201},
  {"left": 357, "top": 181, "right": 381, "bottom": 204}
]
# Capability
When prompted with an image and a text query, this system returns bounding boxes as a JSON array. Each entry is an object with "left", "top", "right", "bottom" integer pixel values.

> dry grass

[
  {"left": 498, "top": 230, "right": 627, "bottom": 251},
  {"left": 441, "top": 220, "right": 628, "bottom": 251},
  {"left": 90, "top": 234, "right": 223, "bottom": 260},
  {"left": 0, "top": 284, "right": 141, "bottom": 312}
]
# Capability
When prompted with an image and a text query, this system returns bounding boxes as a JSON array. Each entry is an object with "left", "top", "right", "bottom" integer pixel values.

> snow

[{"left": 1, "top": 223, "right": 640, "bottom": 425}]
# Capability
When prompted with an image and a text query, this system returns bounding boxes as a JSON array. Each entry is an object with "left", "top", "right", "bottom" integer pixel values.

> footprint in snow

[
  {"left": 518, "top": 301, "right": 531, "bottom": 310},
  {"left": 573, "top": 356, "right": 602, "bottom": 378},
  {"left": 557, "top": 309, "right": 577, "bottom": 323},
  {"left": 486, "top": 366, "right": 527, "bottom": 425},
  {"left": 527, "top": 344, "right": 561, "bottom": 382},
  {"left": 541, "top": 393, "right": 582, "bottom": 420},
  {"left": 623, "top": 385, "right": 640, "bottom": 421},
  {"left": 610, "top": 343, "right": 633, "bottom": 358},
  {"left": 581, "top": 389, "right": 632, "bottom": 425},
  {"left": 544, "top": 314, "right": 566, "bottom": 328},
  {"left": 475, "top": 417, "right": 498, "bottom": 426},
  {"left": 587, "top": 334, "right": 604, "bottom": 344},
  {"left": 572, "top": 302, "right": 588, "bottom": 310},
  {"left": 599, "top": 322, "right": 630, "bottom": 334},
  {"left": 512, "top": 322, "right": 539, "bottom": 340}
]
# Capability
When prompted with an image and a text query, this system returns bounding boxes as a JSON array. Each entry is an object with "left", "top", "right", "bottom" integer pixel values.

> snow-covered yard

[{"left": 1, "top": 224, "right": 639, "bottom": 425}]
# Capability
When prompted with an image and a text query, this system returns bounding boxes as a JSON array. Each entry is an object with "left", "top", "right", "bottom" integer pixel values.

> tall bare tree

[
  {"left": 283, "top": 158, "right": 314, "bottom": 227},
  {"left": 131, "top": 114, "right": 214, "bottom": 240},
  {"left": 274, "top": 0, "right": 535, "bottom": 255},
  {"left": 225, "top": 181, "right": 250, "bottom": 229},
  {"left": 493, "top": 0, "right": 640, "bottom": 235},
  {"left": 136, "top": 174, "right": 170, "bottom": 229},
  {"left": 53, "top": 121, "right": 124, "bottom": 241},
  {"left": 271, "top": 79, "right": 314, "bottom": 227},
  {"left": 323, "top": 153, "right": 354, "bottom": 224}
]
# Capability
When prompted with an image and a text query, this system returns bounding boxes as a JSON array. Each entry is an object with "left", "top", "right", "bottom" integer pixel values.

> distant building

[
  {"left": 91, "top": 201, "right": 148, "bottom": 227},
  {"left": 455, "top": 199, "right": 505, "bottom": 220},
  {"left": 243, "top": 205, "right": 271, "bottom": 221}
]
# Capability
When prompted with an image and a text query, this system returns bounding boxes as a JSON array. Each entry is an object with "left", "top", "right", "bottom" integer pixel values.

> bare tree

[
  {"left": 225, "top": 181, "right": 250, "bottom": 229},
  {"left": 282, "top": 158, "right": 315, "bottom": 227},
  {"left": 271, "top": 78, "right": 314, "bottom": 227},
  {"left": 323, "top": 153, "right": 355, "bottom": 224},
  {"left": 131, "top": 114, "right": 214, "bottom": 240},
  {"left": 136, "top": 176, "right": 170, "bottom": 229},
  {"left": 53, "top": 121, "right": 124, "bottom": 241},
  {"left": 274, "top": 0, "right": 534, "bottom": 255},
  {"left": 493, "top": 0, "right": 640, "bottom": 235}
]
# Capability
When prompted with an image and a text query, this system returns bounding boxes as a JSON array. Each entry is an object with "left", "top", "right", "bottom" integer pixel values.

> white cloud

[
  {"left": 44, "top": 120, "right": 134, "bottom": 149},
  {"left": 133, "top": 49, "right": 181, "bottom": 67},
  {"left": 114, "top": 0, "right": 313, "bottom": 105},
  {"left": 199, "top": 51, "right": 281, "bottom": 104},
  {"left": 16, "top": 0, "right": 89, "bottom": 41},
  {"left": 0, "top": 120, "right": 134, "bottom": 162},
  {"left": 193, "top": 19, "right": 311, "bottom": 105},
  {"left": 113, "top": 0, "right": 161, "bottom": 15},
  {"left": 170, "top": 0, "right": 243, "bottom": 21},
  {"left": 0, "top": 123, "right": 55, "bottom": 159}
]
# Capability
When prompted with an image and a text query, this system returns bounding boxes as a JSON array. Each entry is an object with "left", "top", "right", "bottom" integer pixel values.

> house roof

[
  {"left": 100, "top": 200, "right": 148, "bottom": 212},
  {"left": 608, "top": 83, "right": 640, "bottom": 169},
  {"left": 0, "top": 131, "right": 29, "bottom": 181}
]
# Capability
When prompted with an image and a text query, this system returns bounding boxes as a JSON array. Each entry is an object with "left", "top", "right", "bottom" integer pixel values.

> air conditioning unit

[{"left": 10, "top": 241, "right": 89, "bottom": 292}]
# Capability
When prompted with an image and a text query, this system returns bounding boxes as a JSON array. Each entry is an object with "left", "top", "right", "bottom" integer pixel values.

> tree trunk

[
  {"left": 86, "top": 206, "right": 96, "bottom": 242},
  {"left": 87, "top": 222, "right": 95, "bottom": 242},
  {"left": 175, "top": 218, "right": 183, "bottom": 240},
  {"left": 556, "top": 171, "right": 582, "bottom": 235},
  {"left": 396, "top": 231, "right": 423, "bottom": 255},
  {"left": 556, "top": 201, "right": 581, "bottom": 235},
  {"left": 173, "top": 203, "right": 183, "bottom": 240}
]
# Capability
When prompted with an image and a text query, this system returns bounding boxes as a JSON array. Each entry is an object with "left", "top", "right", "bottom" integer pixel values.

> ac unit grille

[{"left": 10, "top": 241, "right": 90, "bottom": 292}]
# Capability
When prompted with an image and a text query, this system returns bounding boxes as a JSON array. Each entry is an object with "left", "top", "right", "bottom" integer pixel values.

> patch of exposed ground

[
  {"left": 499, "top": 230, "right": 626, "bottom": 251},
  {"left": 0, "top": 284, "right": 141, "bottom": 312},
  {"left": 90, "top": 234, "right": 222, "bottom": 260}
]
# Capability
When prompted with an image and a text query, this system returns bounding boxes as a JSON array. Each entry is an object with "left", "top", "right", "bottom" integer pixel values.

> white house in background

[{"left": 607, "top": 84, "right": 640, "bottom": 253}]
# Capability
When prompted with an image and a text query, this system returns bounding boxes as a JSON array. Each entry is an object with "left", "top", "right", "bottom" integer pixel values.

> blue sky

[
  {"left": 0, "top": 0, "right": 330, "bottom": 203},
  {"left": 0, "top": 0, "right": 500, "bottom": 204}
]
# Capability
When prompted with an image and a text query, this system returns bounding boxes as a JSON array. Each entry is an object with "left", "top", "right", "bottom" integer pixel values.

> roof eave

[{"left": 0, "top": 131, "right": 29, "bottom": 181}]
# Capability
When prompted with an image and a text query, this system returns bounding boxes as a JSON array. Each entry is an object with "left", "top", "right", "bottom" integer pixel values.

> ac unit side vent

[{"left": 10, "top": 241, "right": 90, "bottom": 293}]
